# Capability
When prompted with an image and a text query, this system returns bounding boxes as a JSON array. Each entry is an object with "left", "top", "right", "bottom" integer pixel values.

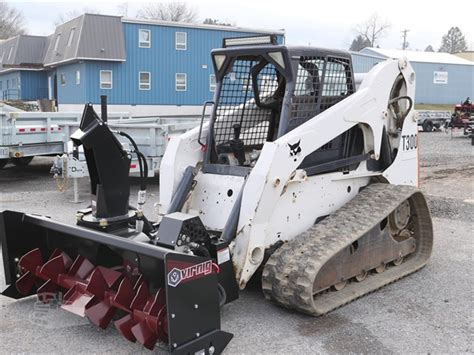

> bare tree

[
  {"left": 438, "top": 27, "right": 467, "bottom": 53},
  {"left": 354, "top": 13, "right": 391, "bottom": 47},
  {"left": 116, "top": 3, "right": 130, "bottom": 17},
  {"left": 137, "top": 2, "right": 198, "bottom": 23},
  {"left": 0, "top": 2, "right": 26, "bottom": 39},
  {"left": 54, "top": 8, "right": 101, "bottom": 26}
]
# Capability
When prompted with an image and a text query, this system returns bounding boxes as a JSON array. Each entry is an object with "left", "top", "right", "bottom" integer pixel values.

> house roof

[
  {"left": 43, "top": 13, "right": 126, "bottom": 67},
  {"left": 0, "top": 35, "right": 49, "bottom": 73},
  {"left": 361, "top": 47, "right": 474, "bottom": 66},
  {"left": 122, "top": 17, "right": 285, "bottom": 35}
]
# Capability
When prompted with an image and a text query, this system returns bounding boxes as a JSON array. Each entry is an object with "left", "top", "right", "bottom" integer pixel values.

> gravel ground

[{"left": 0, "top": 131, "right": 473, "bottom": 354}]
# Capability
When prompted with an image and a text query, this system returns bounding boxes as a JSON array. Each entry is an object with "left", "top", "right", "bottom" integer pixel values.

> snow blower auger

[{"left": 1, "top": 38, "right": 433, "bottom": 354}]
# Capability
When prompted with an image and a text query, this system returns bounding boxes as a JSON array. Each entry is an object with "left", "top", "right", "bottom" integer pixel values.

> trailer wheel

[
  {"left": 422, "top": 121, "right": 434, "bottom": 132},
  {"left": 0, "top": 159, "right": 8, "bottom": 169},
  {"left": 11, "top": 156, "right": 34, "bottom": 166}
]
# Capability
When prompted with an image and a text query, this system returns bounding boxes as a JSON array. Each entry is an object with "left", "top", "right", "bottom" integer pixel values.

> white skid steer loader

[{"left": 1, "top": 36, "right": 433, "bottom": 354}]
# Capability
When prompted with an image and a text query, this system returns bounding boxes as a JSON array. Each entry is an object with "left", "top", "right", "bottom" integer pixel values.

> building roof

[
  {"left": 454, "top": 51, "right": 474, "bottom": 62},
  {"left": 361, "top": 47, "right": 474, "bottom": 66},
  {"left": 43, "top": 13, "right": 126, "bottom": 67},
  {"left": 122, "top": 17, "right": 285, "bottom": 35},
  {"left": 0, "top": 35, "right": 49, "bottom": 73}
]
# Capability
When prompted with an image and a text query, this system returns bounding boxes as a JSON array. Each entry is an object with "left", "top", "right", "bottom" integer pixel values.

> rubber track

[{"left": 261, "top": 183, "right": 433, "bottom": 316}]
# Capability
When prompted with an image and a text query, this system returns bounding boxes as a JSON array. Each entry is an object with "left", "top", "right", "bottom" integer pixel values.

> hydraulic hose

[{"left": 116, "top": 131, "right": 148, "bottom": 191}]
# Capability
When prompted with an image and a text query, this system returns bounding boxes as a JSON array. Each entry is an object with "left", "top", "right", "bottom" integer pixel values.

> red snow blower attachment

[{"left": 1, "top": 100, "right": 235, "bottom": 354}]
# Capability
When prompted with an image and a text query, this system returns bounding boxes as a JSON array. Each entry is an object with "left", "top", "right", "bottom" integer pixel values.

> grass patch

[{"left": 415, "top": 103, "right": 454, "bottom": 112}]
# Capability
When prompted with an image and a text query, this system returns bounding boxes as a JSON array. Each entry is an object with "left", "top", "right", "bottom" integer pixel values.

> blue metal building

[
  {"left": 0, "top": 14, "right": 284, "bottom": 114},
  {"left": 0, "top": 35, "right": 49, "bottom": 100},
  {"left": 351, "top": 48, "right": 474, "bottom": 105}
]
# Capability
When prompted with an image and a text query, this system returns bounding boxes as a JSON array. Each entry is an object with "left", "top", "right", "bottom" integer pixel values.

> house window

[
  {"left": 176, "top": 73, "right": 187, "bottom": 91},
  {"left": 139, "top": 29, "right": 151, "bottom": 48},
  {"left": 67, "top": 28, "right": 76, "bottom": 47},
  {"left": 139, "top": 72, "right": 151, "bottom": 90},
  {"left": 76, "top": 70, "right": 80, "bottom": 85},
  {"left": 242, "top": 77, "right": 252, "bottom": 92},
  {"left": 0, "top": 81, "right": 2, "bottom": 90},
  {"left": 175, "top": 32, "right": 187, "bottom": 50},
  {"left": 60, "top": 73, "right": 66, "bottom": 86},
  {"left": 209, "top": 74, "right": 216, "bottom": 92},
  {"left": 11, "top": 78, "right": 16, "bottom": 89},
  {"left": 53, "top": 34, "right": 61, "bottom": 52},
  {"left": 100, "top": 70, "right": 112, "bottom": 89}
]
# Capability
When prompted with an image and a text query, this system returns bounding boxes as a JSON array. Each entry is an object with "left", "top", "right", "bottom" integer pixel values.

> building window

[
  {"left": 76, "top": 70, "right": 80, "bottom": 85},
  {"left": 11, "top": 78, "right": 16, "bottom": 89},
  {"left": 67, "top": 28, "right": 76, "bottom": 47},
  {"left": 209, "top": 74, "right": 216, "bottom": 92},
  {"left": 139, "top": 29, "right": 151, "bottom": 48},
  {"left": 100, "top": 70, "right": 112, "bottom": 89},
  {"left": 175, "top": 32, "right": 187, "bottom": 50},
  {"left": 53, "top": 34, "right": 61, "bottom": 52},
  {"left": 176, "top": 73, "right": 187, "bottom": 91},
  {"left": 60, "top": 73, "right": 66, "bottom": 86},
  {"left": 242, "top": 77, "right": 252, "bottom": 92},
  {"left": 0, "top": 81, "right": 2, "bottom": 90},
  {"left": 139, "top": 72, "right": 151, "bottom": 91}
]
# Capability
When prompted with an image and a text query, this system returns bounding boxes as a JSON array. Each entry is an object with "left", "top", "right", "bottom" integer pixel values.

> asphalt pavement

[{"left": 0, "top": 130, "right": 472, "bottom": 354}]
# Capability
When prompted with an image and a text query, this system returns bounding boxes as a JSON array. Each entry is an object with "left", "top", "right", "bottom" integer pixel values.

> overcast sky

[{"left": 8, "top": 0, "right": 474, "bottom": 51}]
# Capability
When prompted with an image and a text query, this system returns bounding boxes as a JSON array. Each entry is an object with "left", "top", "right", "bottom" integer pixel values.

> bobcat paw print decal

[{"left": 288, "top": 140, "right": 302, "bottom": 162}]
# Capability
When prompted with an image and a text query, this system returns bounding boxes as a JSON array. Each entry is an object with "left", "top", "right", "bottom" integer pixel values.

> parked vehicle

[
  {"left": 0, "top": 111, "right": 85, "bottom": 169},
  {"left": 0, "top": 109, "right": 202, "bottom": 171},
  {"left": 416, "top": 110, "right": 450, "bottom": 132},
  {"left": 444, "top": 98, "right": 474, "bottom": 138}
]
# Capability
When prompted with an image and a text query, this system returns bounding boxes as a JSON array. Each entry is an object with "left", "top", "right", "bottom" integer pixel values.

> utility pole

[{"left": 401, "top": 29, "right": 410, "bottom": 50}]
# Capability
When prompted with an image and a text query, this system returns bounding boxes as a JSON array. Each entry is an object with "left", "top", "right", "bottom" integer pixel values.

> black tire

[
  {"left": 11, "top": 156, "right": 34, "bottom": 166},
  {"left": 422, "top": 120, "right": 434, "bottom": 132},
  {"left": 0, "top": 159, "right": 8, "bottom": 169}
]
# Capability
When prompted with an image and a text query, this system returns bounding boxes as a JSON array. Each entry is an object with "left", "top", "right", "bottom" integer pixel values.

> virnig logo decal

[{"left": 167, "top": 260, "right": 213, "bottom": 287}]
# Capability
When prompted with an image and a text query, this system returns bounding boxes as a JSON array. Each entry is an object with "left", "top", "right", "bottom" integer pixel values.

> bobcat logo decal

[{"left": 288, "top": 140, "right": 302, "bottom": 161}]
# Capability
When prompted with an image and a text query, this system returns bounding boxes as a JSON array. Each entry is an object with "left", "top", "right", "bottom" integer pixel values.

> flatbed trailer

[
  {"left": 51, "top": 115, "right": 203, "bottom": 179},
  {"left": 0, "top": 110, "right": 129, "bottom": 168},
  {"left": 0, "top": 109, "right": 203, "bottom": 172}
]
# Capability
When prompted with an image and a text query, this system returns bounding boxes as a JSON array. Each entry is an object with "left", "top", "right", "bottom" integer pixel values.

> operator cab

[{"left": 204, "top": 37, "right": 361, "bottom": 175}]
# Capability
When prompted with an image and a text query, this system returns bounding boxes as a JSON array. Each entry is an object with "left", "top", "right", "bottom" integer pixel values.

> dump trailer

[{"left": 1, "top": 38, "right": 433, "bottom": 354}]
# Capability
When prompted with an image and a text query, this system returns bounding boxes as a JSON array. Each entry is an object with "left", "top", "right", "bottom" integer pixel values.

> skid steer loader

[{"left": 0, "top": 36, "right": 433, "bottom": 354}]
